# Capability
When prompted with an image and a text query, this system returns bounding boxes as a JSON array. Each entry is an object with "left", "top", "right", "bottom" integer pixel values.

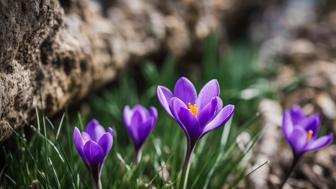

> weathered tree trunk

[{"left": 0, "top": 0, "right": 256, "bottom": 141}]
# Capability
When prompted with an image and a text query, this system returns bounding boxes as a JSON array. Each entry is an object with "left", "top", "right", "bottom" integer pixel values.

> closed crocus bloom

[
  {"left": 123, "top": 105, "right": 158, "bottom": 163},
  {"left": 73, "top": 119, "right": 113, "bottom": 189},
  {"left": 279, "top": 106, "right": 333, "bottom": 189},
  {"left": 157, "top": 77, "right": 235, "bottom": 189}
]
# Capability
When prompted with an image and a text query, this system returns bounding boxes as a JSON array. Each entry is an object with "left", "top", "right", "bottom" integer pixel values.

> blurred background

[{"left": 0, "top": 0, "right": 336, "bottom": 188}]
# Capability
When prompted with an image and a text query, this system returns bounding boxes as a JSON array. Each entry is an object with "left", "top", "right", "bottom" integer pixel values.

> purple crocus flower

[
  {"left": 157, "top": 77, "right": 235, "bottom": 189},
  {"left": 282, "top": 106, "right": 333, "bottom": 156},
  {"left": 279, "top": 106, "right": 333, "bottom": 188},
  {"left": 73, "top": 119, "right": 113, "bottom": 189},
  {"left": 123, "top": 105, "right": 158, "bottom": 163}
]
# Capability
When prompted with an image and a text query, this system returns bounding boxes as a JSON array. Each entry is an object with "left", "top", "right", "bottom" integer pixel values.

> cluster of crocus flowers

[
  {"left": 73, "top": 107, "right": 157, "bottom": 188},
  {"left": 280, "top": 106, "right": 333, "bottom": 188},
  {"left": 123, "top": 105, "right": 158, "bottom": 163},
  {"left": 157, "top": 77, "right": 235, "bottom": 189},
  {"left": 73, "top": 119, "right": 114, "bottom": 189},
  {"left": 72, "top": 76, "right": 334, "bottom": 189}
]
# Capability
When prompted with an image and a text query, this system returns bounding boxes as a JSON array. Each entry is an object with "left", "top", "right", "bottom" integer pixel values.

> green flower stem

[
  {"left": 91, "top": 165, "right": 102, "bottom": 189},
  {"left": 135, "top": 148, "right": 143, "bottom": 164},
  {"left": 180, "top": 142, "right": 195, "bottom": 189},
  {"left": 279, "top": 155, "right": 301, "bottom": 189}
]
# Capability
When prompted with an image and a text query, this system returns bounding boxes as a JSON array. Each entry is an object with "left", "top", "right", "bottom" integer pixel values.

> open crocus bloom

[
  {"left": 123, "top": 105, "right": 157, "bottom": 162},
  {"left": 282, "top": 106, "right": 333, "bottom": 156},
  {"left": 157, "top": 77, "right": 235, "bottom": 145},
  {"left": 74, "top": 119, "right": 113, "bottom": 167}
]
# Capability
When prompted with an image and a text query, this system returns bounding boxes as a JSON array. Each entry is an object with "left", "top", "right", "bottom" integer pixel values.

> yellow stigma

[
  {"left": 188, "top": 103, "right": 199, "bottom": 117},
  {"left": 307, "top": 130, "right": 313, "bottom": 141}
]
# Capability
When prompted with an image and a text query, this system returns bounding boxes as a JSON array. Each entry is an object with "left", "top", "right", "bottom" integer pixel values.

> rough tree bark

[{"left": 0, "top": 0, "right": 257, "bottom": 141}]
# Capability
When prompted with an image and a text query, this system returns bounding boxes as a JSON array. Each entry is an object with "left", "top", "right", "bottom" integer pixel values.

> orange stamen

[
  {"left": 188, "top": 103, "right": 199, "bottom": 117},
  {"left": 307, "top": 130, "right": 313, "bottom": 141}
]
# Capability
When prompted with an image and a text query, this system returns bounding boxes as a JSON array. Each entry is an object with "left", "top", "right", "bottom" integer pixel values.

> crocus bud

[
  {"left": 73, "top": 119, "right": 113, "bottom": 189},
  {"left": 123, "top": 105, "right": 157, "bottom": 163}
]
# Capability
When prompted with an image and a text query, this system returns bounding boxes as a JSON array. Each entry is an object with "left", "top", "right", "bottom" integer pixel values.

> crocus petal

[
  {"left": 133, "top": 105, "right": 148, "bottom": 121},
  {"left": 304, "top": 134, "right": 333, "bottom": 151},
  {"left": 198, "top": 97, "right": 222, "bottom": 127},
  {"left": 85, "top": 119, "right": 106, "bottom": 142},
  {"left": 288, "top": 127, "right": 307, "bottom": 155},
  {"left": 169, "top": 97, "right": 188, "bottom": 119},
  {"left": 290, "top": 105, "right": 306, "bottom": 125},
  {"left": 167, "top": 97, "right": 189, "bottom": 139},
  {"left": 202, "top": 105, "right": 235, "bottom": 135},
  {"left": 196, "top": 79, "right": 220, "bottom": 109},
  {"left": 173, "top": 77, "right": 197, "bottom": 105},
  {"left": 214, "top": 97, "right": 223, "bottom": 113},
  {"left": 128, "top": 128, "right": 141, "bottom": 148},
  {"left": 123, "top": 106, "right": 133, "bottom": 126},
  {"left": 282, "top": 112, "right": 294, "bottom": 141},
  {"left": 149, "top": 106, "right": 158, "bottom": 121},
  {"left": 131, "top": 110, "right": 144, "bottom": 129},
  {"left": 300, "top": 115, "right": 320, "bottom": 139},
  {"left": 108, "top": 127, "right": 114, "bottom": 137},
  {"left": 177, "top": 107, "right": 202, "bottom": 142},
  {"left": 98, "top": 133, "right": 113, "bottom": 155},
  {"left": 81, "top": 132, "right": 91, "bottom": 143},
  {"left": 149, "top": 106, "right": 158, "bottom": 128},
  {"left": 126, "top": 110, "right": 143, "bottom": 145},
  {"left": 157, "top": 86, "right": 173, "bottom": 116},
  {"left": 73, "top": 127, "right": 85, "bottom": 159},
  {"left": 83, "top": 141, "right": 105, "bottom": 166},
  {"left": 137, "top": 118, "right": 155, "bottom": 148}
]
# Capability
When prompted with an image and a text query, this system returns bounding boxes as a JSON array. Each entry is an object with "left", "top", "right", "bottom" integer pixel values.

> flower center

[
  {"left": 188, "top": 103, "right": 198, "bottom": 117},
  {"left": 307, "top": 130, "right": 313, "bottom": 141},
  {"left": 83, "top": 135, "right": 90, "bottom": 143}
]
